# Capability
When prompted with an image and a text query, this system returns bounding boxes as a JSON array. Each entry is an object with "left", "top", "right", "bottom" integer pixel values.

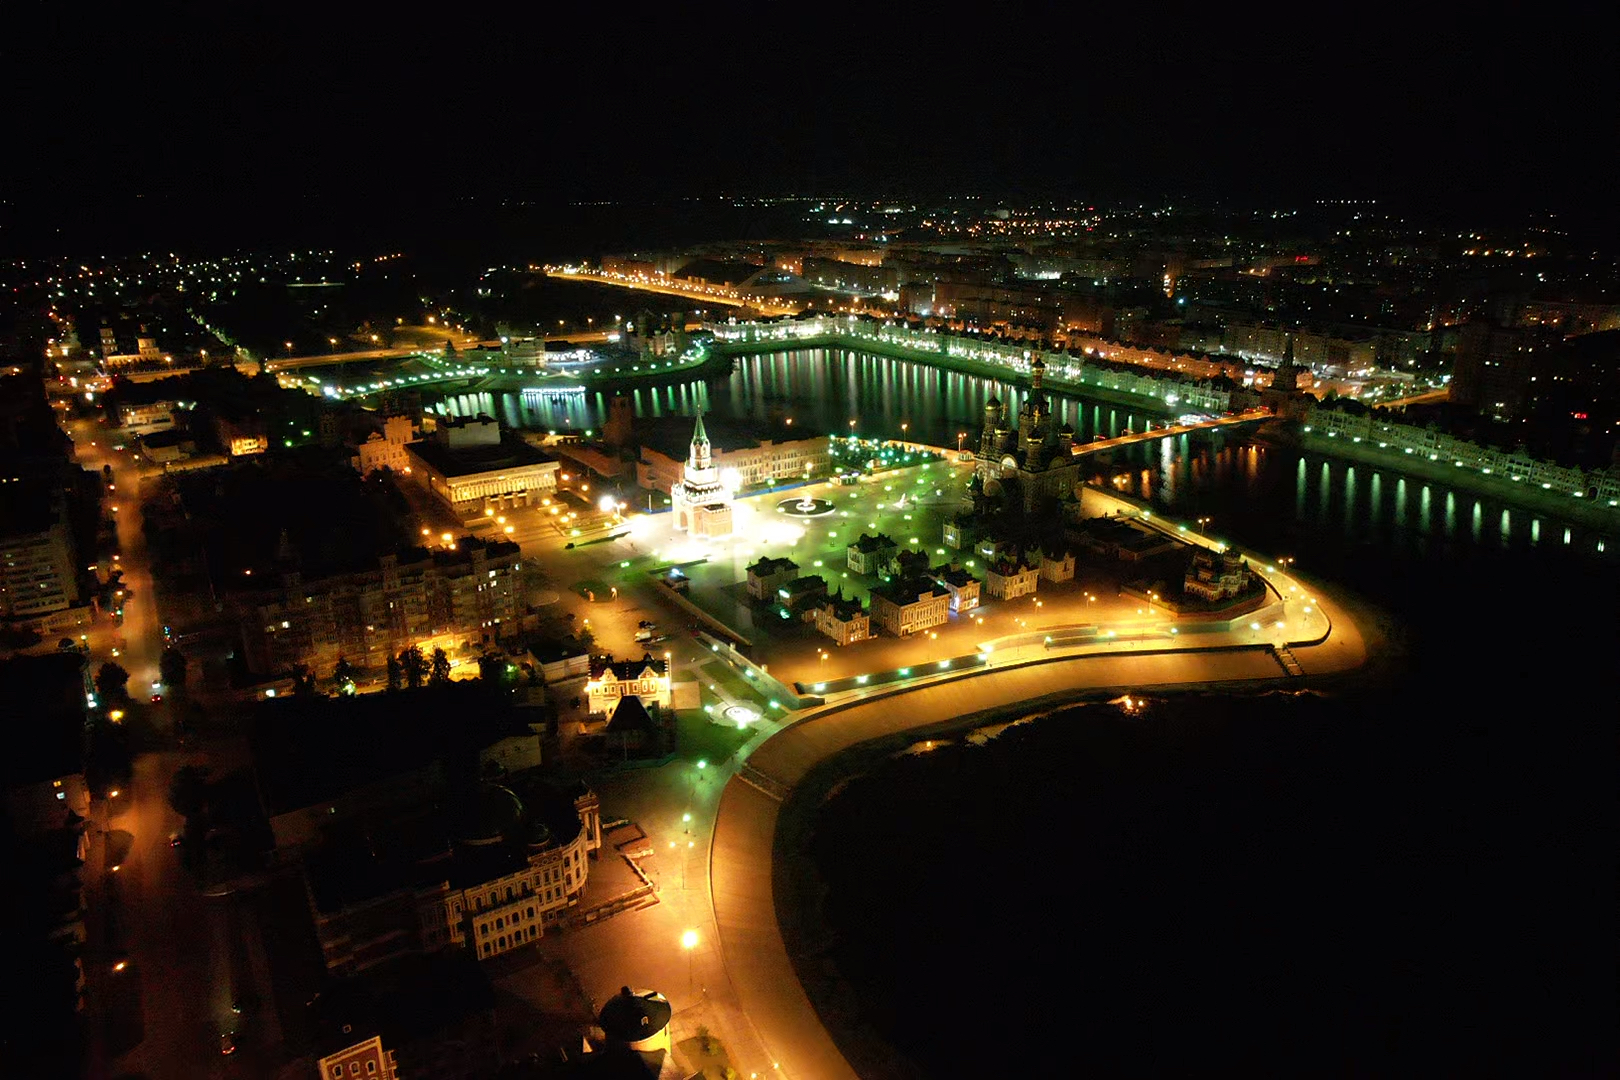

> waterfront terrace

[{"left": 709, "top": 315, "right": 1240, "bottom": 416}]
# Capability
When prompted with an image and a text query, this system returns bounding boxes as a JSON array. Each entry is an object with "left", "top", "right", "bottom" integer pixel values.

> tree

[
  {"left": 159, "top": 647, "right": 188, "bottom": 690},
  {"left": 444, "top": 338, "right": 457, "bottom": 357},
  {"left": 429, "top": 647, "right": 452, "bottom": 686},
  {"left": 575, "top": 626, "right": 596, "bottom": 654},
  {"left": 333, "top": 657, "right": 356, "bottom": 692},
  {"left": 399, "top": 646, "right": 428, "bottom": 689},
  {"left": 386, "top": 654, "right": 403, "bottom": 692},
  {"left": 290, "top": 663, "right": 320, "bottom": 696},
  {"left": 95, "top": 661, "right": 130, "bottom": 703},
  {"left": 167, "top": 764, "right": 211, "bottom": 820}
]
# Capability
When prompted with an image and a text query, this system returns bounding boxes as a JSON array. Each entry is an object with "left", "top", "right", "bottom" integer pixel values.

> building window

[
  {"left": 527, "top": 906, "right": 535, "bottom": 918},
  {"left": 366, "top": 1062, "right": 377, "bottom": 1075},
  {"left": 332, "top": 1069, "right": 342, "bottom": 1079}
]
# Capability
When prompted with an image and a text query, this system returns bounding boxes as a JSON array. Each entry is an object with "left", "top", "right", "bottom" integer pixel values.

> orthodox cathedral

[{"left": 973, "top": 356, "right": 1083, "bottom": 512}]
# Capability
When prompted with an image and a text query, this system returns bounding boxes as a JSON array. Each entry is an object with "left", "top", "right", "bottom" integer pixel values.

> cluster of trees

[
  {"left": 94, "top": 646, "right": 188, "bottom": 704},
  {"left": 279, "top": 646, "right": 526, "bottom": 697}
]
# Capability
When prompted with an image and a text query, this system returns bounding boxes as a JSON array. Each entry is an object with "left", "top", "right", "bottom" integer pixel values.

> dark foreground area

[{"left": 804, "top": 570, "right": 1614, "bottom": 1076}]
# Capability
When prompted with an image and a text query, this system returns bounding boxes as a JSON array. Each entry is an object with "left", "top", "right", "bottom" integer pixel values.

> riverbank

[
  {"left": 712, "top": 333, "right": 1181, "bottom": 418},
  {"left": 1260, "top": 422, "right": 1619, "bottom": 535}
]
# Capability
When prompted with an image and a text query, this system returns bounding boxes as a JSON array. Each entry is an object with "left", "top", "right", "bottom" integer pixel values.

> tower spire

[{"left": 688, "top": 410, "right": 712, "bottom": 471}]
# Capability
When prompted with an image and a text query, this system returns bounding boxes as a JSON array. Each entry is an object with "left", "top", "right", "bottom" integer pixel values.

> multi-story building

[
  {"left": 801, "top": 256, "right": 900, "bottom": 295},
  {"left": 1037, "top": 547, "right": 1076, "bottom": 583},
  {"left": 869, "top": 579, "right": 951, "bottom": 637},
  {"left": 405, "top": 415, "right": 559, "bottom": 516},
  {"left": 303, "top": 782, "right": 602, "bottom": 974},
  {"left": 942, "top": 516, "right": 979, "bottom": 550},
  {"left": 215, "top": 411, "right": 268, "bottom": 456},
  {"left": 638, "top": 416, "right": 829, "bottom": 494},
  {"left": 317, "top": 1035, "right": 397, "bottom": 1080},
  {"left": 847, "top": 533, "right": 897, "bottom": 575},
  {"left": 811, "top": 590, "right": 870, "bottom": 646},
  {"left": 778, "top": 574, "right": 828, "bottom": 613},
  {"left": 238, "top": 536, "right": 522, "bottom": 676},
  {"left": 584, "top": 654, "right": 671, "bottom": 715},
  {"left": 0, "top": 482, "right": 83, "bottom": 629},
  {"left": 929, "top": 565, "right": 980, "bottom": 613},
  {"left": 311, "top": 953, "right": 499, "bottom": 1080},
  {"left": 0, "top": 653, "right": 90, "bottom": 837},
  {"left": 352, "top": 414, "right": 415, "bottom": 476},
  {"left": 116, "top": 400, "right": 176, "bottom": 435},
  {"left": 984, "top": 559, "right": 1040, "bottom": 600},
  {"left": 1449, "top": 321, "right": 1556, "bottom": 421},
  {"left": 746, "top": 556, "right": 800, "bottom": 601}
]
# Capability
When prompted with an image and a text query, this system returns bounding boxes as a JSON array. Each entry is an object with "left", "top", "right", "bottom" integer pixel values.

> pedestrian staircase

[
  {"left": 734, "top": 763, "right": 788, "bottom": 803},
  {"left": 1272, "top": 646, "right": 1305, "bottom": 677}
]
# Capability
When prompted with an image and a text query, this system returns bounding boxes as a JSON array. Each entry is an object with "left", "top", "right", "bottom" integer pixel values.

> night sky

[{"left": 4, "top": 7, "right": 1617, "bottom": 247}]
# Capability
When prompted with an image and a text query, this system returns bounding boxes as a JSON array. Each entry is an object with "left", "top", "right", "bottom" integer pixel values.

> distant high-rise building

[
  {"left": 0, "top": 482, "right": 82, "bottom": 627},
  {"left": 1450, "top": 321, "right": 1554, "bottom": 421}
]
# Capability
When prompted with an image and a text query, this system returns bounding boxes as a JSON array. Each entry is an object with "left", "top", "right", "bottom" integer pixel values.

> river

[{"left": 433, "top": 344, "right": 1614, "bottom": 574}]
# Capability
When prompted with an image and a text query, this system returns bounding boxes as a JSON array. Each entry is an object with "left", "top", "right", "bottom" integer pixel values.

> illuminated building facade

[
  {"left": 405, "top": 416, "right": 559, "bottom": 515},
  {"left": 0, "top": 483, "right": 82, "bottom": 627},
  {"left": 669, "top": 413, "right": 734, "bottom": 537},
  {"left": 746, "top": 556, "right": 800, "bottom": 600},
  {"left": 584, "top": 654, "right": 671, "bottom": 715},
  {"left": 846, "top": 533, "right": 897, "bottom": 575},
  {"left": 239, "top": 537, "right": 521, "bottom": 676},
  {"left": 317, "top": 1036, "right": 397, "bottom": 1080},
  {"left": 929, "top": 565, "right": 980, "bottom": 612},
  {"left": 984, "top": 559, "right": 1040, "bottom": 600},
  {"left": 352, "top": 414, "right": 415, "bottom": 476},
  {"left": 812, "top": 590, "right": 870, "bottom": 646},
  {"left": 869, "top": 579, "right": 951, "bottom": 637}
]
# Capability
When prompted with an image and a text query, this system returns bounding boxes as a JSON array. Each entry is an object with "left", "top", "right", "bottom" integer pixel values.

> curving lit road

[{"left": 704, "top": 581, "right": 1368, "bottom": 1079}]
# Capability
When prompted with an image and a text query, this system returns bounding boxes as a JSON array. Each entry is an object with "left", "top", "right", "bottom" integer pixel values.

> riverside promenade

[{"left": 702, "top": 541, "right": 1370, "bottom": 1078}]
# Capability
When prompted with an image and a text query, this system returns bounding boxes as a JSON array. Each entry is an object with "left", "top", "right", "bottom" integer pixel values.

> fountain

[{"left": 777, "top": 492, "right": 837, "bottom": 517}]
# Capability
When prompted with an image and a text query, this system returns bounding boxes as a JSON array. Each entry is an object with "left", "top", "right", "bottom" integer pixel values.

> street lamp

[
  {"left": 957, "top": 431, "right": 967, "bottom": 452},
  {"left": 1196, "top": 516, "right": 1212, "bottom": 534},
  {"left": 681, "top": 929, "right": 699, "bottom": 995}
]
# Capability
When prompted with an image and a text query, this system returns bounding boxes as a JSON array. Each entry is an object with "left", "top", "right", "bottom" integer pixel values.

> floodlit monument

[{"left": 670, "top": 411, "right": 734, "bottom": 537}]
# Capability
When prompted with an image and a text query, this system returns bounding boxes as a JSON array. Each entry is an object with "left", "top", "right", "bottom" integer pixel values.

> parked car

[{"left": 219, "top": 1032, "right": 237, "bottom": 1055}]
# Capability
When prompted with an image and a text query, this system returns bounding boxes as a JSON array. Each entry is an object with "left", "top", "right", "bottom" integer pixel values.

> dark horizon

[{"left": 5, "top": 7, "right": 1618, "bottom": 257}]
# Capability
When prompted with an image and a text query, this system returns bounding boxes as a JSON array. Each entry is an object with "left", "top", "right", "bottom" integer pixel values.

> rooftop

[
  {"left": 849, "top": 532, "right": 896, "bottom": 553},
  {"left": 0, "top": 653, "right": 86, "bottom": 788},
  {"left": 247, "top": 686, "right": 520, "bottom": 819},
  {"left": 589, "top": 654, "right": 670, "bottom": 681},
  {"left": 310, "top": 951, "right": 495, "bottom": 1059},
  {"left": 405, "top": 434, "right": 556, "bottom": 479},
  {"left": 869, "top": 578, "right": 950, "bottom": 604},
  {"left": 637, "top": 414, "right": 821, "bottom": 463}
]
